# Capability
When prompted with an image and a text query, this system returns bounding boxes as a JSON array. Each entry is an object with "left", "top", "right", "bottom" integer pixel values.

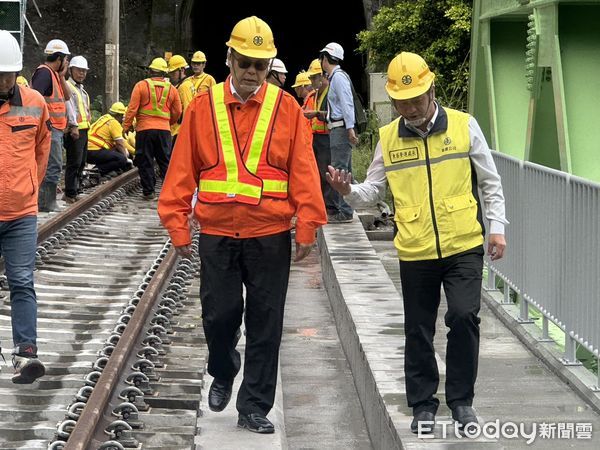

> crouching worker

[
  {"left": 87, "top": 102, "right": 133, "bottom": 176},
  {"left": 0, "top": 30, "right": 50, "bottom": 383}
]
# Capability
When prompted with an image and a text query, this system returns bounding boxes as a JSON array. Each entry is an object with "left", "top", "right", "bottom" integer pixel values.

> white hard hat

[
  {"left": 0, "top": 30, "right": 23, "bottom": 72},
  {"left": 320, "top": 42, "right": 344, "bottom": 61},
  {"left": 44, "top": 39, "right": 70, "bottom": 55},
  {"left": 270, "top": 58, "right": 288, "bottom": 74},
  {"left": 69, "top": 55, "right": 89, "bottom": 70}
]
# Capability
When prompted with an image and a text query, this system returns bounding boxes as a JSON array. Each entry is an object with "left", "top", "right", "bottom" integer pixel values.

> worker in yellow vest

[
  {"left": 158, "top": 16, "right": 326, "bottom": 434},
  {"left": 87, "top": 102, "right": 133, "bottom": 176},
  {"left": 327, "top": 52, "right": 508, "bottom": 435},
  {"left": 189, "top": 51, "right": 216, "bottom": 94},
  {"left": 123, "top": 58, "right": 182, "bottom": 200},
  {"left": 168, "top": 54, "right": 195, "bottom": 149},
  {"left": 64, "top": 56, "right": 91, "bottom": 203}
]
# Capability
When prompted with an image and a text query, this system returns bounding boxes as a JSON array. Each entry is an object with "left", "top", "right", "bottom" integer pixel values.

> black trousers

[
  {"left": 198, "top": 231, "right": 291, "bottom": 416},
  {"left": 312, "top": 133, "right": 336, "bottom": 213},
  {"left": 134, "top": 129, "right": 171, "bottom": 195},
  {"left": 87, "top": 148, "right": 128, "bottom": 175},
  {"left": 399, "top": 245, "right": 484, "bottom": 414},
  {"left": 64, "top": 129, "right": 88, "bottom": 197}
]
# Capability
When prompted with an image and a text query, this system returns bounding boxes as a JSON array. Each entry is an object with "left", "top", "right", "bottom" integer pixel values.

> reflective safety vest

[
  {"left": 67, "top": 78, "right": 91, "bottom": 129},
  {"left": 311, "top": 86, "right": 328, "bottom": 134},
  {"left": 197, "top": 82, "right": 288, "bottom": 205},
  {"left": 88, "top": 114, "right": 114, "bottom": 150},
  {"left": 380, "top": 106, "right": 484, "bottom": 261},
  {"left": 191, "top": 73, "right": 209, "bottom": 94},
  {"left": 37, "top": 64, "right": 67, "bottom": 130},
  {"left": 139, "top": 79, "right": 172, "bottom": 119}
]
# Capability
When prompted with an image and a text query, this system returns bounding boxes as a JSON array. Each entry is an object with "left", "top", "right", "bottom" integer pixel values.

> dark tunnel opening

[{"left": 188, "top": 1, "right": 368, "bottom": 100}]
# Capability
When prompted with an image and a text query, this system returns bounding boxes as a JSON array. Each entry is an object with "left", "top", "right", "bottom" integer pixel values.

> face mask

[{"left": 405, "top": 116, "right": 428, "bottom": 127}]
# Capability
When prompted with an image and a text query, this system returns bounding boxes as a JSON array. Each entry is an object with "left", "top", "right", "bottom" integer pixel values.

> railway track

[{"left": 0, "top": 173, "right": 206, "bottom": 449}]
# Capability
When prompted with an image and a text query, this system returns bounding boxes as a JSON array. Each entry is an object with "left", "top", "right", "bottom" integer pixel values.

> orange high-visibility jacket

[
  {"left": 0, "top": 85, "right": 51, "bottom": 220},
  {"left": 123, "top": 77, "right": 182, "bottom": 132},
  {"left": 158, "top": 78, "right": 326, "bottom": 247},
  {"left": 35, "top": 64, "right": 67, "bottom": 130}
]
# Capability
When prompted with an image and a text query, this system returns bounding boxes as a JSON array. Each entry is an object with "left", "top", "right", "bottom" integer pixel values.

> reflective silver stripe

[
  {"left": 384, "top": 151, "right": 470, "bottom": 172},
  {"left": 5, "top": 106, "right": 43, "bottom": 118}
]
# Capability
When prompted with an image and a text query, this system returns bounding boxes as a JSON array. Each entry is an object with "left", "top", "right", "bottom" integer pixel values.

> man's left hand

[
  {"left": 294, "top": 242, "right": 313, "bottom": 262},
  {"left": 348, "top": 128, "right": 358, "bottom": 145},
  {"left": 488, "top": 234, "right": 506, "bottom": 261}
]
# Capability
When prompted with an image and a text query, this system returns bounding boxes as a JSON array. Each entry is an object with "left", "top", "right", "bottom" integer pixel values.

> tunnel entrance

[{"left": 188, "top": 2, "right": 368, "bottom": 98}]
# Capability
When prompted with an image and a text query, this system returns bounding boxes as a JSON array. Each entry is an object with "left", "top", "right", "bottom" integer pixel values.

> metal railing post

[
  {"left": 538, "top": 316, "right": 554, "bottom": 342},
  {"left": 500, "top": 282, "right": 513, "bottom": 305},
  {"left": 485, "top": 266, "right": 498, "bottom": 291},
  {"left": 561, "top": 333, "right": 582, "bottom": 366},
  {"left": 517, "top": 293, "right": 534, "bottom": 323}
]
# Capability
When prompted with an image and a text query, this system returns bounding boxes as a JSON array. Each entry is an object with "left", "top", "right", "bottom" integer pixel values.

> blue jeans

[
  {"left": 43, "top": 128, "right": 64, "bottom": 185},
  {"left": 0, "top": 216, "right": 38, "bottom": 346},
  {"left": 329, "top": 127, "right": 354, "bottom": 217}
]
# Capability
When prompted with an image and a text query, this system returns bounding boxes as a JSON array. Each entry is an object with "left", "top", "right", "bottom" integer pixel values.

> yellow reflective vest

[
  {"left": 380, "top": 106, "right": 484, "bottom": 261},
  {"left": 67, "top": 78, "right": 91, "bottom": 130}
]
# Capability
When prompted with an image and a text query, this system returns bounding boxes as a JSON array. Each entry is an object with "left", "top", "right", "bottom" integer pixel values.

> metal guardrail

[{"left": 486, "top": 151, "right": 600, "bottom": 389}]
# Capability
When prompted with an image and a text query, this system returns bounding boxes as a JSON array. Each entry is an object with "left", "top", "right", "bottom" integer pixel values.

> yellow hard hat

[
  {"left": 16, "top": 75, "right": 29, "bottom": 87},
  {"left": 291, "top": 71, "right": 312, "bottom": 88},
  {"left": 226, "top": 16, "right": 277, "bottom": 59},
  {"left": 109, "top": 102, "right": 127, "bottom": 115},
  {"left": 385, "top": 52, "right": 435, "bottom": 100},
  {"left": 168, "top": 55, "right": 188, "bottom": 72},
  {"left": 306, "top": 59, "right": 322, "bottom": 76},
  {"left": 148, "top": 57, "right": 169, "bottom": 73},
  {"left": 191, "top": 51, "right": 206, "bottom": 63}
]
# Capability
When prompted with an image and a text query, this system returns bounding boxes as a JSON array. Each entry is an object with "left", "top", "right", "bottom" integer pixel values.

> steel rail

[{"left": 64, "top": 247, "right": 177, "bottom": 449}]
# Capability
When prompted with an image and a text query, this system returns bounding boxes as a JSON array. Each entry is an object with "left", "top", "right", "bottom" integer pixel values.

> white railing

[{"left": 487, "top": 152, "right": 599, "bottom": 388}]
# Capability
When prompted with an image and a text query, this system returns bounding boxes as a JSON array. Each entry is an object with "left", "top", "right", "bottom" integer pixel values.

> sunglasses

[{"left": 233, "top": 53, "right": 270, "bottom": 71}]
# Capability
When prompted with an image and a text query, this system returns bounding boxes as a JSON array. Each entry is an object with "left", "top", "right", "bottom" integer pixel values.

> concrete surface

[
  {"left": 319, "top": 218, "right": 600, "bottom": 448},
  {"left": 280, "top": 248, "right": 372, "bottom": 449}
]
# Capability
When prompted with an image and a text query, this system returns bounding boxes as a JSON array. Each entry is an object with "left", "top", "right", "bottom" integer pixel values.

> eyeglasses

[{"left": 232, "top": 53, "right": 270, "bottom": 71}]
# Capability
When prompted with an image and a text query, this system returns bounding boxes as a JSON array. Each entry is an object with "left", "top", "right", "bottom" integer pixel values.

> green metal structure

[{"left": 469, "top": 0, "right": 600, "bottom": 181}]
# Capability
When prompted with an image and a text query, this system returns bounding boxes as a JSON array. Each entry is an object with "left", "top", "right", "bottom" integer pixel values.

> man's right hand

[
  {"left": 175, "top": 245, "right": 193, "bottom": 259},
  {"left": 325, "top": 165, "right": 352, "bottom": 195}
]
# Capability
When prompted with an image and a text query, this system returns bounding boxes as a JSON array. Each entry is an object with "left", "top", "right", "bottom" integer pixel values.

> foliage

[
  {"left": 357, "top": 0, "right": 472, "bottom": 110},
  {"left": 91, "top": 95, "right": 104, "bottom": 123}
]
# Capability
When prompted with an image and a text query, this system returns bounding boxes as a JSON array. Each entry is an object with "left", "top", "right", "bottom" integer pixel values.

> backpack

[{"left": 334, "top": 70, "right": 368, "bottom": 134}]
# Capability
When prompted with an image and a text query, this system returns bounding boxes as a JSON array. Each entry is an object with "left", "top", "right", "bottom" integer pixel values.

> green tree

[{"left": 358, "top": 0, "right": 472, "bottom": 110}]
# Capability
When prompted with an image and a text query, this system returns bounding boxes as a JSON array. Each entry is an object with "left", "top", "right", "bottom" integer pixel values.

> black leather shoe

[
  {"left": 452, "top": 406, "right": 478, "bottom": 433},
  {"left": 208, "top": 378, "right": 233, "bottom": 412},
  {"left": 410, "top": 411, "right": 435, "bottom": 434},
  {"left": 237, "top": 413, "right": 275, "bottom": 434}
]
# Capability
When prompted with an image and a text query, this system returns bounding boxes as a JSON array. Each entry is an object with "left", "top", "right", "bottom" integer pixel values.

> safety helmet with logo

[
  {"left": 306, "top": 58, "right": 322, "bottom": 76},
  {"left": 148, "top": 57, "right": 169, "bottom": 73},
  {"left": 191, "top": 51, "right": 206, "bottom": 63},
  {"left": 0, "top": 30, "right": 23, "bottom": 71},
  {"left": 109, "top": 102, "right": 127, "bottom": 115},
  {"left": 385, "top": 52, "right": 435, "bottom": 100},
  {"left": 320, "top": 42, "right": 344, "bottom": 61},
  {"left": 168, "top": 55, "right": 188, "bottom": 72},
  {"left": 270, "top": 58, "right": 287, "bottom": 74},
  {"left": 226, "top": 16, "right": 277, "bottom": 59},
  {"left": 291, "top": 71, "right": 311, "bottom": 88},
  {"left": 69, "top": 55, "right": 89, "bottom": 70},
  {"left": 44, "top": 39, "right": 70, "bottom": 55}
]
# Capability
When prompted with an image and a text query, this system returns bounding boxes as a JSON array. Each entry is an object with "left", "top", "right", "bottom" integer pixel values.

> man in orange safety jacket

[{"left": 158, "top": 16, "right": 326, "bottom": 434}]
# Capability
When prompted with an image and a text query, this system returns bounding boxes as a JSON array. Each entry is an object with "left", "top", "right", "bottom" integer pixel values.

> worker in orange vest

[
  {"left": 303, "top": 58, "right": 334, "bottom": 214},
  {"left": 123, "top": 58, "right": 182, "bottom": 200},
  {"left": 0, "top": 30, "right": 51, "bottom": 383},
  {"left": 31, "top": 39, "right": 71, "bottom": 212},
  {"left": 158, "top": 16, "right": 326, "bottom": 434}
]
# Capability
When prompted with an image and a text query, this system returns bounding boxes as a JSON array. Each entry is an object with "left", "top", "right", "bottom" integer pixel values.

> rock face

[{"left": 22, "top": 0, "right": 163, "bottom": 110}]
